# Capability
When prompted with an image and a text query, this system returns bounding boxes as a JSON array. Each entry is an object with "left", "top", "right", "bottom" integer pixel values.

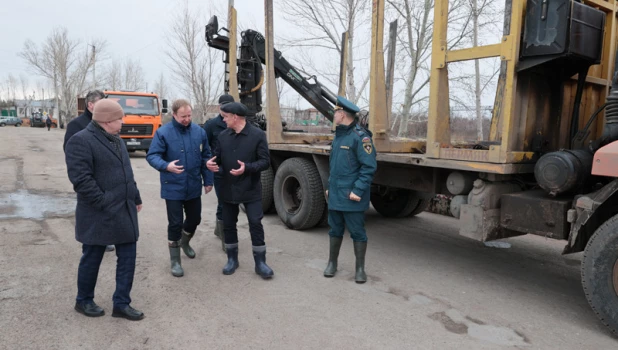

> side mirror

[
  {"left": 206, "top": 16, "right": 219, "bottom": 42},
  {"left": 161, "top": 99, "right": 168, "bottom": 114}
]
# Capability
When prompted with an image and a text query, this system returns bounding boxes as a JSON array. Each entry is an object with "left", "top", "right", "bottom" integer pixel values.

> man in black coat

[
  {"left": 63, "top": 90, "right": 114, "bottom": 253},
  {"left": 65, "top": 99, "right": 145, "bottom": 321},
  {"left": 206, "top": 102, "right": 274, "bottom": 279},
  {"left": 203, "top": 94, "right": 234, "bottom": 250}
]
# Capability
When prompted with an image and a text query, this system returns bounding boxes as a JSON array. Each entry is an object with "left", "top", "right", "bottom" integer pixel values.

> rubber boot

[
  {"left": 222, "top": 243, "right": 239, "bottom": 275},
  {"left": 216, "top": 220, "right": 226, "bottom": 252},
  {"left": 323, "top": 236, "right": 343, "bottom": 277},
  {"left": 353, "top": 241, "right": 367, "bottom": 284},
  {"left": 180, "top": 230, "right": 196, "bottom": 259},
  {"left": 252, "top": 245, "right": 274, "bottom": 279},
  {"left": 168, "top": 241, "right": 184, "bottom": 277}
]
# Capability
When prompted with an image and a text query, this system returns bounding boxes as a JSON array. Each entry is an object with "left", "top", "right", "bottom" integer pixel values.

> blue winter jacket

[{"left": 146, "top": 118, "right": 214, "bottom": 200}]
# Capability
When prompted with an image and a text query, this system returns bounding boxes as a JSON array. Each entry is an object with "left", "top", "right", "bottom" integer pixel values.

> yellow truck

[{"left": 212, "top": 0, "right": 618, "bottom": 334}]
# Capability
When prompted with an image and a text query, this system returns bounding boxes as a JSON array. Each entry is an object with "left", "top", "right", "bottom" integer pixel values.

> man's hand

[
  {"left": 206, "top": 156, "right": 219, "bottom": 172},
  {"left": 325, "top": 190, "right": 328, "bottom": 200},
  {"left": 166, "top": 160, "right": 184, "bottom": 174},
  {"left": 230, "top": 160, "right": 245, "bottom": 176},
  {"left": 137, "top": 204, "right": 143, "bottom": 212},
  {"left": 349, "top": 192, "right": 361, "bottom": 202},
  {"left": 204, "top": 186, "right": 213, "bottom": 194}
]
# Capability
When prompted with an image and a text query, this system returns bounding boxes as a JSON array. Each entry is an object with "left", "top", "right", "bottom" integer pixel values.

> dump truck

[
  {"left": 209, "top": 0, "right": 618, "bottom": 334},
  {"left": 77, "top": 91, "right": 168, "bottom": 152}
]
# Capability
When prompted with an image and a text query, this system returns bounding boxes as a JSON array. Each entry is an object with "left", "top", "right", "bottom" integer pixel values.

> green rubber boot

[
  {"left": 180, "top": 230, "right": 196, "bottom": 259},
  {"left": 353, "top": 241, "right": 367, "bottom": 284},
  {"left": 168, "top": 241, "right": 184, "bottom": 277},
  {"left": 323, "top": 236, "right": 343, "bottom": 277}
]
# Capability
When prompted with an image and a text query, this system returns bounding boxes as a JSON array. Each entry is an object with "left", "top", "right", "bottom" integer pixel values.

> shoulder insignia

[
  {"left": 363, "top": 140, "right": 373, "bottom": 154},
  {"left": 362, "top": 136, "right": 371, "bottom": 143}
]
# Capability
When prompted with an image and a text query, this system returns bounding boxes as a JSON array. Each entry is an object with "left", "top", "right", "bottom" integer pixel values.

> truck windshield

[{"left": 106, "top": 94, "right": 159, "bottom": 116}]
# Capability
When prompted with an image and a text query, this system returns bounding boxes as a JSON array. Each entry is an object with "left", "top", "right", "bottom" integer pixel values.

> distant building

[{"left": 14, "top": 99, "right": 58, "bottom": 119}]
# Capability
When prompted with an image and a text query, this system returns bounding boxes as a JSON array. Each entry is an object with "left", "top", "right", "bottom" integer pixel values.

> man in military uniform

[{"left": 324, "top": 96, "right": 377, "bottom": 284}]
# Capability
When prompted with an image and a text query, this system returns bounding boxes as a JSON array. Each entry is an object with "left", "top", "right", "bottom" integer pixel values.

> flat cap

[
  {"left": 335, "top": 96, "right": 360, "bottom": 115},
  {"left": 220, "top": 102, "right": 249, "bottom": 117},
  {"left": 218, "top": 94, "right": 235, "bottom": 105},
  {"left": 93, "top": 99, "right": 124, "bottom": 123}
]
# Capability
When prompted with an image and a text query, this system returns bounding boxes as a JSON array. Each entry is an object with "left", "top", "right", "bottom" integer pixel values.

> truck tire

[
  {"left": 371, "top": 189, "right": 428, "bottom": 218},
  {"left": 0, "top": 123, "right": 5, "bottom": 127},
  {"left": 15, "top": 123, "right": 21, "bottom": 127},
  {"left": 240, "top": 166, "right": 275, "bottom": 214},
  {"left": 274, "top": 157, "right": 325, "bottom": 230},
  {"left": 582, "top": 213, "right": 618, "bottom": 335},
  {"left": 317, "top": 205, "right": 329, "bottom": 228}
]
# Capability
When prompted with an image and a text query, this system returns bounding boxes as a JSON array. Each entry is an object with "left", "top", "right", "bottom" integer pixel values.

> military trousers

[{"left": 327, "top": 210, "right": 367, "bottom": 242}]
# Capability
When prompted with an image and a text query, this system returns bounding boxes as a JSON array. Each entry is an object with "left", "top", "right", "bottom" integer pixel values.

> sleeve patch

[{"left": 362, "top": 137, "right": 371, "bottom": 143}]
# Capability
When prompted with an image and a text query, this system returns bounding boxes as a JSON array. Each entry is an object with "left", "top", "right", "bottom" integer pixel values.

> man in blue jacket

[
  {"left": 146, "top": 99, "right": 214, "bottom": 277},
  {"left": 323, "top": 96, "right": 377, "bottom": 284},
  {"left": 203, "top": 94, "right": 235, "bottom": 251}
]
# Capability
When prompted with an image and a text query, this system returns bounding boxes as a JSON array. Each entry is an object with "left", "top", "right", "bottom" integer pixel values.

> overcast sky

[{"left": 0, "top": 0, "right": 280, "bottom": 100}]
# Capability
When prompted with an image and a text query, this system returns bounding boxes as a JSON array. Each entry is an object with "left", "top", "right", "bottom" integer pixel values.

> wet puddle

[{"left": 0, "top": 190, "right": 75, "bottom": 220}]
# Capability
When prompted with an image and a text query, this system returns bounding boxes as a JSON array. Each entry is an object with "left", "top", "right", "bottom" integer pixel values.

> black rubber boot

[
  {"left": 253, "top": 245, "right": 274, "bottom": 279},
  {"left": 324, "top": 236, "right": 343, "bottom": 277},
  {"left": 168, "top": 241, "right": 184, "bottom": 277},
  {"left": 180, "top": 230, "right": 196, "bottom": 259},
  {"left": 216, "top": 220, "right": 226, "bottom": 252},
  {"left": 353, "top": 241, "right": 367, "bottom": 284},
  {"left": 222, "top": 243, "right": 239, "bottom": 275}
]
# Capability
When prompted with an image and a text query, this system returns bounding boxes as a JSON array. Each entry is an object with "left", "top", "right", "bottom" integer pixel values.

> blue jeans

[
  {"left": 222, "top": 200, "right": 265, "bottom": 246},
  {"left": 165, "top": 197, "right": 202, "bottom": 241},
  {"left": 76, "top": 242, "right": 137, "bottom": 309},
  {"left": 214, "top": 176, "right": 223, "bottom": 221},
  {"left": 327, "top": 210, "right": 367, "bottom": 242}
]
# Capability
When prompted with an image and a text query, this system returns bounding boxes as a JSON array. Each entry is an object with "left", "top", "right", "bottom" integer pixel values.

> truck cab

[{"left": 103, "top": 91, "right": 168, "bottom": 152}]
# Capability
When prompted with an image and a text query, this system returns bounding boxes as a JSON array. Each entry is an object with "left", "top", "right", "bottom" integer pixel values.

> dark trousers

[
  {"left": 165, "top": 197, "right": 202, "bottom": 241},
  {"left": 213, "top": 176, "right": 223, "bottom": 221},
  {"left": 47, "top": 125, "right": 51, "bottom": 131},
  {"left": 76, "top": 242, "right": 137, "bottom": 308},
  {"left": 328, "top": 210, "right": 367, "bottom": 242},
  {"left": 222, "top": 200, "right": 265, "bottom": 246}
]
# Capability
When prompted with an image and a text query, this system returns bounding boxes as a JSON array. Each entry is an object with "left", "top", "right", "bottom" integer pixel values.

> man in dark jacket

[
  {"left": 65, "top": 99, "right": 144, "bottom": 321},
  {"left": 206, "top": 102, "right": 273, "bottom": 279},
  {"left": 203, "top": 94, "right": 234, "bottom": 250},
  {"left": 63, "top": 90, "right": 114, "bottom": 254},
  {"left": 146, "top": 99, "right": 214, "bottom": 277}
]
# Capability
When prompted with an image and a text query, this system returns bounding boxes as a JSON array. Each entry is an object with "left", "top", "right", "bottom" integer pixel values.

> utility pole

[{"left": 89, "top": 44, "right": 96, "bottom": 90}]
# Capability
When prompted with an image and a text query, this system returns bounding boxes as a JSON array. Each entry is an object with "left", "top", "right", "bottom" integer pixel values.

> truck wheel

[
  {"left": 15, "top": 123, "right": 21, "bottom": 127},
  {"left": 240, "top": 166, "right": 275, "bottom": 214},
  {"left": 274, "top": 157, "right": 325, "bottom": 230},
  {"left": 582, "top": 213, "right": 618, "bottom": 335},
  {"left": 0, "top": 123, "right": 5, "bottom": 127},
  {"left": 371, "top": 189, "right": 428, "bottom": 218},
  {"left": 317, "top": 205, "right": 329, "bottom": 227}
]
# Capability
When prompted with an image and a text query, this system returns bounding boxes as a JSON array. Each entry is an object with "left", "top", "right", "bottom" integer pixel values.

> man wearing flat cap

[
  {"left": 65, "top": 99, "right": 145, "bottom": 321},
  {"left": 206, "top": 101, "right": 274, "bottom": 279},
  {"left": 147, "top": 99, "right": 214, "bottom": 277},
  {"left": 203, "top": 94, "right": 235, "bottom": 251},
  {"left": 323, "top": 96, "right": 377, "bottom": 284}
]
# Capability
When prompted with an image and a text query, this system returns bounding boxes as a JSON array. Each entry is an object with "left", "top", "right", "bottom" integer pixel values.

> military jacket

[{"left": 328, "top": 122, "right": 377, "bottom": 211}]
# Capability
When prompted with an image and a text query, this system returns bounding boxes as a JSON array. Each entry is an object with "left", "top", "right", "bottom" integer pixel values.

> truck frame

[{"left": 208, "top": 0, "right": 618, "bottom": 334}]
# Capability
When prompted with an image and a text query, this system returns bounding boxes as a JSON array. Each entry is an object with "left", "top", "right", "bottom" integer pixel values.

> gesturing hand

[
  {"left": 166, "top": 160, "right": 184, "bottom": 174},
  {"left": 206, "top": 156, "right": 219, "bottom": 172},
  {"left": 230, "top": 160, "right": 245, "bottom": 176}
]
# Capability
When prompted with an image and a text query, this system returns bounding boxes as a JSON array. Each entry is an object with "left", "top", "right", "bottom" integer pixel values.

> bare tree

[
  {"left": 153, "top": 73, "right": 169, "bottom": 112},
  {"left": 104, "top": 60, "right": 123, "bottom": 90},
  {"left": 164, "top": 1, "right": 223, "bottom": 123},
  {"left": 386, "top": 0, "right": 495, "bottom": 137},
  {"left": 278, "top": 0, "right": 370, "bottom": 104},
  {"left": 5, "top": 74, "right": 18, "bottom": 101},
  {"left": 19, "top": 27, "right": 106, "bottom": 123},
  {"left": 123, "top": 59, "right": 147, "bottom": 91}
]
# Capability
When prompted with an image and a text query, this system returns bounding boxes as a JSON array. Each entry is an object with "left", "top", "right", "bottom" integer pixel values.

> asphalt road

[{"left": 0, "top": 126, "right": 617, "bottom": 349}]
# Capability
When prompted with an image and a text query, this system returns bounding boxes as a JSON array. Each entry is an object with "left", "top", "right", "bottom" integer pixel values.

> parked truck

[
  {"left": 209, "top": 0, "right": 618, "bottom": 334},
  {"left": 77, "top": 91, "right": 168, "bottom": 152}
]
